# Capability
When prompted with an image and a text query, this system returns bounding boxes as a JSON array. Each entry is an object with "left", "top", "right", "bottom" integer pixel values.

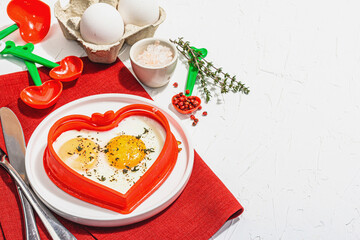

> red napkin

[{"left": 0, "top": 58, "right": 243, "bottom": 240}]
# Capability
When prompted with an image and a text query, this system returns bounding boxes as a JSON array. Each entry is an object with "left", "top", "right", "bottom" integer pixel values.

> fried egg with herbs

[{"left": 52, "top": 115, "right": 165, "bottom": 194}]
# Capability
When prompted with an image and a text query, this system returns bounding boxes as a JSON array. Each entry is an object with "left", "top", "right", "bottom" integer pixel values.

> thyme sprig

[{"left": 170, "top": 37, "right": 250, "bottom": 102}]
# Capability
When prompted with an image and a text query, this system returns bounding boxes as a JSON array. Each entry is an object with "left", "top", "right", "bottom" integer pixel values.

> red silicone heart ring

[{"left": 44, "top": 104, "right": 178, "bottom": 214}]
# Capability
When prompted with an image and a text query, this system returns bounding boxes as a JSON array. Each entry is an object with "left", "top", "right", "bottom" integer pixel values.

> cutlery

[
  {"left": 0, "top": 107, "right": 77, "bottom": 240},
  {"left": 0, "top": 40, "right": 83, "bottom": 82},
  {"left": 185, "top": 47, "right": 208, "bottom": 97},
  {"left": 19, "top": 43, "right": 63, "bottom": 109},
  {"left": 0, "top": 109, "right": 40, "bottom": 240},
  {"left": 0, "top": 0, "right": 50, "bottom": 43}
]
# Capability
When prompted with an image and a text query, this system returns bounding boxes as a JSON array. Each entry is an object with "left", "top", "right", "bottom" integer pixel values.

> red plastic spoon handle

[
  {"left": 0, "top": 41, "right": 59, "bottom": 68},
  {"left": 0, "top": 24, "right": 19, "bottom": 40}
]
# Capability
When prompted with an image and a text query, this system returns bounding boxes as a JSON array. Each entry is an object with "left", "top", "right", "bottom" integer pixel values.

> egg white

[{"left": 52, "top": 115, "right": 166, "bottom": 194}]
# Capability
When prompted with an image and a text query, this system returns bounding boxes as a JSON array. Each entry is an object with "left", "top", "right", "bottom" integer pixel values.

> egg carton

[{"left": 54, "top": 0, "right": 166, "bottom": 64}]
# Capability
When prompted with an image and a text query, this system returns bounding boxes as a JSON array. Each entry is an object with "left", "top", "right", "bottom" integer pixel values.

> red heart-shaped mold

[
  {"left": 20, "top": 80, "right": 63, "bottom": 109},
  {"left": 44, "top": 104, "right": 178, "bottom": 214},
  {"left": 49, "top": 56, "right": 84, "bottom": 82},
  {"left": 7, "top": 0, "right": 51, "bottom": 43}
]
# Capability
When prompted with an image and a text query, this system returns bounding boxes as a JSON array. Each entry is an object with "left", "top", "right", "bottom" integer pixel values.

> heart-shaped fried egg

[{"left": 53, "top": 115, "right": 165, "bottom": 194}]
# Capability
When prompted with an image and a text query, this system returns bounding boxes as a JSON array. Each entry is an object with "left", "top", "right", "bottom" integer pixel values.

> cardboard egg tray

[{"left": 54, "top": 0, "right": 166, "bottom": 64}]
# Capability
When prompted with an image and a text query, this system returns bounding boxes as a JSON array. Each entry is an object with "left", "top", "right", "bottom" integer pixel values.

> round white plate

[{"left": 25, "top": 94, "right": 194, "bottom": 227}]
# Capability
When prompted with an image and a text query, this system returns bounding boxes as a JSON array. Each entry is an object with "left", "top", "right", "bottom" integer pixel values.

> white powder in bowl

[{"left": 136, "top": 40, "right": 173, "bottom": 67}]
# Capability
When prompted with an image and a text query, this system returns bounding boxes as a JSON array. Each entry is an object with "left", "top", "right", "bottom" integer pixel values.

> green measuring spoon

[
  {"left": 185, "top": 47, "right": 208, "bottom": 96},
  {"left": 21, "top": 43, "right": 44, "bottom": 86},
  {"left": 19, "top": 43, "right": 63, "bottom": 109},
  {"left": 0, "top": 24, "right": 19, "bottom": 40},
  {"left": 0, "top": 40, "right": 59, "bottom": 68},
  {"left": 0, "top": 40, "right": 84, "bottom": 82}
]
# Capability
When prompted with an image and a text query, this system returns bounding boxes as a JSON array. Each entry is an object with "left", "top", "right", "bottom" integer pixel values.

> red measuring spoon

[
  {"left": 172, "top": 92, "right": 201, "bottom": 114},
  {"left": 171, "top": 47, "right": 207, "bottom": 114},
  {"left": 0, "top": 0, "right": 50, "bottom": 43},
  {"left": 0, "top": 40, "right": 83, "bottom": 82},
  {"left": 19, "top": 43, "right": 63, "bottom": 109}
]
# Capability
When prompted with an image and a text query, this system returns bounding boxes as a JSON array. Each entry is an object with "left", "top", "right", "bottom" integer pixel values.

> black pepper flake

[{"left": 122, "top": 169, "right": 128, "bottom": 174}]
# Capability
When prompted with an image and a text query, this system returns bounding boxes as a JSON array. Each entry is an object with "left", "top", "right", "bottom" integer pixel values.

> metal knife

[
  {"left": 0, "top": 108, "right": 40, "bottom": 240},
  {"left": 0, "top": 107, "right": 77, "bottom": 240}
]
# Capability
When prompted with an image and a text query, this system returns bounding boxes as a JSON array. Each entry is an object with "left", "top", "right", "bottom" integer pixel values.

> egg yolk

[
  {"left": 105, "top": 135, "right": 146, "bottom": 169},
  {"left": 58, "top": 138, "right": 99, "bottom": 171}
]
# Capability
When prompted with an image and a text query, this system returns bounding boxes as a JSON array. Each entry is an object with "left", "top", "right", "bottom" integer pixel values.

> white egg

[
  {"left": 53, "top": 115, "right": 165, "bottom": 194},
  {"left": 80, "top": 3, "right": 124, "bottom": 45},
  {"left": 118, "top": 0, "right": 160, "bottom": 26}
]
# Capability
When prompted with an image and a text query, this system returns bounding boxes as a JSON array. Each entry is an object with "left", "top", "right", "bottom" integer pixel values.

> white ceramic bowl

[{"left": 130, "top": 38, "right": 178, "bottom": 88}]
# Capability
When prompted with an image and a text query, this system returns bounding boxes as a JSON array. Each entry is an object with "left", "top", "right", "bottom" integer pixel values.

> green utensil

[
  {"left": 20, "top": 43, "right": 42, "bottom": 86},
  {"left": 185, "top": 47, "right": 208, "bottom": 96},
  {"left": 0, "top": 24, "right": 19, "bottom": 40},
  {"left": 19, "top": 43, "right": 63, "bottom": 109},
  {"left": 0, "top": 40, "right": 59, "bottom": 68}
]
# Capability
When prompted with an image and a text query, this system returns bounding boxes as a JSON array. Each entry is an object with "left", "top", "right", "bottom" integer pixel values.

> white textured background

[{"left": 2, "top": 0, "right": 360, "bottom": 239}]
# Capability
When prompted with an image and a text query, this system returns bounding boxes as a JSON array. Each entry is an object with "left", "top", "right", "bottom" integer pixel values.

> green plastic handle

[
  {"left": 185, "top": 64, "right": 199, "bottom": 97},
  {"left": 0, "top": 40, "right": 59, "bottom": 68},
  {"left": 21, "top": 43, "right": 42, "bottom": 86},
  {"left": 0, "top": 24, "right": 19, "bottom": 40},
  {"left": 185, "top": 47, "right": 208, "bottom": 96}
]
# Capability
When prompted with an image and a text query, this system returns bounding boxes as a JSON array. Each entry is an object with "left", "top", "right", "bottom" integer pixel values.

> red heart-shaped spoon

[
  {"left": 172, "top": 92, "right": 201, "bottom": 114},
  {"left": 19, "top": 43, "right": 63, "bottom": 109},
  {"left": 3, "top": 0, "right": 51, "bottom": 43},
  {"left": 21, "top": 80, "right": 63, "bottom": 109},
  {"left": 0, "top": 40, "right": 83, "bottom": 82},
  {"left": 49, "top": 56, "right": 84, "bottom": 82}
]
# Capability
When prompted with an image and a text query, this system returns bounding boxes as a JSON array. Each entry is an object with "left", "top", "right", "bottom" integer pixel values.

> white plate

[{"left": 25, "top": 94, "right": 194, "bottom": 227}]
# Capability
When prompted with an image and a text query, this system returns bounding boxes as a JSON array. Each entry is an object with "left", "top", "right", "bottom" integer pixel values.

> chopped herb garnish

[
  {"left": 97, "top": 176, "right": 106, "bottom": 181},
  {"left": 76, "top": 145, "right": 83, "bottom": 151},
  {"left": 131, "top": 166, "right": 139, "bottom": 172},
  {"left": 143, "top": 148, "right": 155, "bottom": 154}
]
